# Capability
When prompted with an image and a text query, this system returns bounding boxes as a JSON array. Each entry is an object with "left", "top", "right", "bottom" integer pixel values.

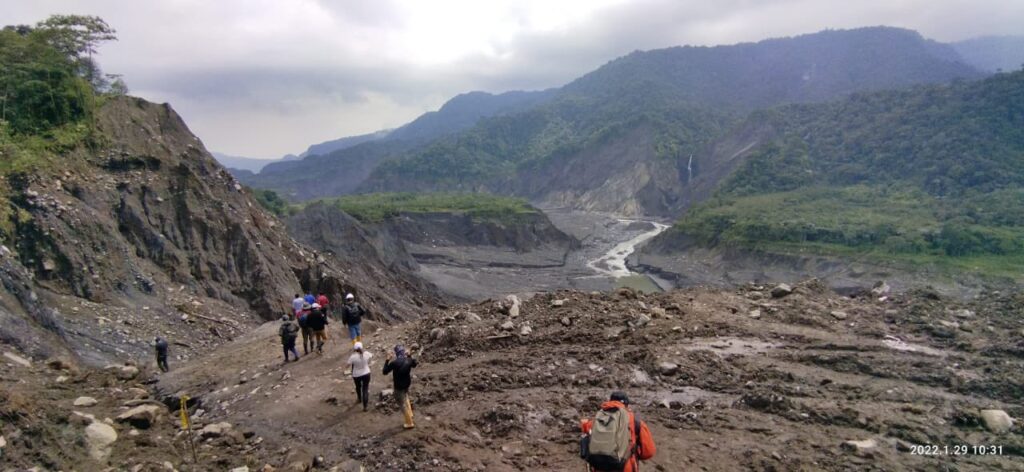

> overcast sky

[{"left": 5, "top": 0, "right": 1023, "bottom": 159}]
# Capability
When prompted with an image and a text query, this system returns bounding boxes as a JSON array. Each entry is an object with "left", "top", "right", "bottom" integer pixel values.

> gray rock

[
  {"left": 229, "top": 467, "right": 250, "bottom": 472},
  {"left": 74, "top": 396, "right": 99, "bottom": 407},
  {"left": 650, "top": 307, "right": 667, "bottom": 318},
  {"left": 830, "top": 311, "right": 848, "bottom": 320},
  {"left": 3, "top": 352, "right": 31, "bottom": 368},
  {"left": 560, "top": 317, "right": 572, "bottom": 327},
  {"left": 749, "top": 309, "right": 762, "bottom": 319},
  {"left": 841, "top": 438, "right": 878, "bottom": 456},
  {"left": 464, "top": 312, "right": 482, "bottom": 323},
  {"left": 199, "top": 422, "right": 233, "bottom": 438},
  {"left": 110, "top": 365, "right": 139, "bottom": 381},
  {"left": 519, "top": 325, "right": 533, "bottom": 336},
  {"left": 116, "top": 404, "right": 163, "bottom": 429},
  {"left": 952, "top": 309, "right": 975, "bottom": 319},
  {"left": 550, "top": 299, "right": 565, "bottom": 308},
  {"left": 629, "top": 369, "right": 651, "bottom": 386},
  {"left": 770, "top": 284, "right": 793, "bottom": 298},
  {"left": 980, "top": 410, "right": 1014, "bottom": 434},
  {"left": 85, "top": 422, "right": 118, "bottom": 460},
  {"left": 504, "top": 295, "right": 521, "bottom": 318},
  {"left": 659, "top": 362, "right": 679, "bottom": 376},
  {"left": 379, "top": 389, "right": 394, "bottom": 401},
  {"left": 500, "top": 321, "right": 515, "bottom": 331},
  {"left": 871, "top": 281, "right": 891, "bottom": 297}
]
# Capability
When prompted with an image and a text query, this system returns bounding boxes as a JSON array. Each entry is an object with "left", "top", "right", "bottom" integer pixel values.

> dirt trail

[{"left": 141, "top": 282, "right": 1024, "bottom": 471}]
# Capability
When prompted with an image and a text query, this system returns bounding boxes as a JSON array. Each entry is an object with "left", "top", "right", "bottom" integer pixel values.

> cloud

[{"left": 4, "top": 0, "right": 1023, "bottom": 158}]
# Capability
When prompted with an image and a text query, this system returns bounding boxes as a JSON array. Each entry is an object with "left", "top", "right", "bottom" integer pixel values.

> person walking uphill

[
  {"left": 340, "top": 293, "right": 366, "bottom": 344},
  {"left": 347, "top": 342, "right": 373, "bottom": 411},
  {"left": 298, "top": 303, "right": 313, "bottom": 355},
  {"left": 580, "top": 391, "right": 656, "bottom": 472},
  {"left": 279, "top": 315, "right": 300, "bottom": 362},
  {"left": 383, "top": 345, "right": 418, "bottom": 429},
  {"left": 154, "top": 337, "right": 169, "bottom": 372},
  {"left": 307, "top": 303, "right": 329, "bottom": 354}
]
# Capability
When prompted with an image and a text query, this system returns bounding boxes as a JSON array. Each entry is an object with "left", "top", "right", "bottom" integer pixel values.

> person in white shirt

[{"left": 347, "top": 342, "right": 373, "bottom": 411}]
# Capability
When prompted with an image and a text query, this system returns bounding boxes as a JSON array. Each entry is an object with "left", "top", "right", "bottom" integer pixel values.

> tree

[{"left": 34, "top": 15, "right": 116, "bottom": 88}]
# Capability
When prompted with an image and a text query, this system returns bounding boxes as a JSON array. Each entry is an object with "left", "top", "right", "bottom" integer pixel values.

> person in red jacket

[
  {"left": 316, "top": 292, "right": 330, "bottom": 312},
  {"left": 580, "top": 392, "right": 656, "bottom": 472}
]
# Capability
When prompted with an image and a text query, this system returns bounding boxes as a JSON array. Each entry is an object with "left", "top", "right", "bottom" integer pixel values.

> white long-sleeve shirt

[{"left": 348, "top": 351, "right": 373, "bottom": 377}]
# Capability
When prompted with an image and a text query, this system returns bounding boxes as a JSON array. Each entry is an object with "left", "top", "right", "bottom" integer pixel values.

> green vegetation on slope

[
  {"left": 669, "top": 71, "right": 1024, "bottom": 277},
  {"left": 324, "top": 192, "right": 538, "bottom": 223},
  {"left": 0, "top": 15, "right": 120, "bottom": 239},
  {"left": 368, "top": 95, "right": 734, "bottom": 191}
]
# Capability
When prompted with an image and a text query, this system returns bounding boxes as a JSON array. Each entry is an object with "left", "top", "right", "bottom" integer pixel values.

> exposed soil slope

[
  {"left": 0, "top": 97, "right": 435, "bottom": 366},
  {"left": 147, "top": 282, "right": 1023, "bottom": 471}
]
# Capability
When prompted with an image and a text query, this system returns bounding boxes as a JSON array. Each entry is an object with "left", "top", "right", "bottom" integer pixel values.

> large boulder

[
  {"left": 74, "top": 396, "right": 99, "bottom": 407},
  {"left": 116, "top": 404, "right": 164, "bottom": 429},
  {"left": 85, "top": 422, "right": 118, "bottom": 460},
  {"left": 980, "top": 410, "right": 1014, "bottom": 434},
  {"left": 200, "top": 422, "right": 234, "bottom": 438},
  {"left": 770, "top": 284, "right": 793, "bottom": 298}
]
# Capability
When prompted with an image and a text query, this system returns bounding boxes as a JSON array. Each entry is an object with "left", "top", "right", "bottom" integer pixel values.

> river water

[{"left": 586, "top": 219, "right": 670, "bottom": 278}]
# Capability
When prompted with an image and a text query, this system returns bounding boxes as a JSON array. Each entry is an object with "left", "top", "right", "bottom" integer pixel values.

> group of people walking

[
  {"left": 274, "top": 291, "right": 658, "bottom": 466},
  {"left": 279, "top": 291, "right": 367, "bottom": 360},
  {"left": 276, "top": 291, "right": 417, "bottom": 428}
]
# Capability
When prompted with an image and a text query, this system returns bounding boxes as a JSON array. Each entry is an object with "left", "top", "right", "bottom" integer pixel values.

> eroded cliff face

[{"left": 0, "top": 97, "right": 435, "bottom": 364}]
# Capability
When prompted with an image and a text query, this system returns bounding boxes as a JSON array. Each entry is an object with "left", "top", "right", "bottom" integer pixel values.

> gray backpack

[{"left": 582, "top": 407, "right": 636, "bottom": 471}]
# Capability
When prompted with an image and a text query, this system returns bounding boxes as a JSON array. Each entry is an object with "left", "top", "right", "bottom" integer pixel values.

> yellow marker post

[{"left": 180, "top": 395, "right": 198, "bottom": 463}]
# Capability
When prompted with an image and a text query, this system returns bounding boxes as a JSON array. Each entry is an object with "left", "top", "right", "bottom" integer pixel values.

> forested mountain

[
  {"left": 644, "top": 70, "right": 1024, "bottom": 275},
  {"left": 953, "top": 35, "right": 1024, "bottom": 73},
  {"left": 360, "top": 27, "right": 984, "bottom": 214},
  {"left": 237, "top": 89, "right": 554, "bottom": 199}
]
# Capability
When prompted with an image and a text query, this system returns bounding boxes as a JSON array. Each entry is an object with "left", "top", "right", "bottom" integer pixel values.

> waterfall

[{"left": 687, "top": 153, "right": 693, "bottom": 184}]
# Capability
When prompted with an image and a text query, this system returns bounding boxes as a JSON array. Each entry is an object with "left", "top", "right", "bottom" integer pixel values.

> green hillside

[
  {"left": 362, "top": 27, "right": 981, "bottom": 196},
  {"left": 666, "top": 70, "right": 1024, "bottom": 277},
  {"left": 315, "top": 192, "right": 538, "bottom": 224}
]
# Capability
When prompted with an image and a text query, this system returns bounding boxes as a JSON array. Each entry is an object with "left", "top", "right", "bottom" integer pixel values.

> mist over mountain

[
  {"left": 238, "top": 89, "right": 555, "bottom": 199},
  {"left": 952, "top": 35, "right": 1024, "bottom": 73}
]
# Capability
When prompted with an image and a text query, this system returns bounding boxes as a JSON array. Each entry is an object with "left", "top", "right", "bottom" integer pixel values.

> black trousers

[
  {"left": 353, "top": 374, "right": 370, "bottom": 408},
  {"left": 157, "top": 355, "right": 169, "bottom": 372}
]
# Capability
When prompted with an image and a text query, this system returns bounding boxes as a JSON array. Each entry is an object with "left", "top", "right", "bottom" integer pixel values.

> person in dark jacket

[
  {"left": 340, "top": 293, "right": 366, "bottom": 344},
  {"left": 298, "top": 302, "right": 313, "bottom": 354},
  {"left": 154, "top": 337, "right": 169, "bottom": 372},
  {"left": 383, "top": 344, "right": 418, "bottom": 429},
  {"left": 278, "top": 315, "right": 300, "bottom": 362},
  {"left": 306, "top": 303, "right": 329, "bottom": 354}
]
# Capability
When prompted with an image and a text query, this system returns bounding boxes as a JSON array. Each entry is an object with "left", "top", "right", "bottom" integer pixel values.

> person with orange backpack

[{"left": 579, "top": 391, "right": 656, "bottom": 472}]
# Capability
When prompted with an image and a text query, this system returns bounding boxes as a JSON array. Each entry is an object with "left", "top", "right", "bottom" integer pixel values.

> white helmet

[{"left": 345, "top": 293, "right": 355, "bottom": 301}]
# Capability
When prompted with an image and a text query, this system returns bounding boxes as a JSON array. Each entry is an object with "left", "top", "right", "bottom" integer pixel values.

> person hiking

[
  {"left": 340, "top": 293, "right": 366, "bottom": 344},
  {"left": 382, "top": 344, "right": 418, "bottom": 429},
  {"left": 579, "top": 391, "right": 656, "bottom": 472},
  {"left": 316, "top": 292, "right": 330, "bottom": 312},
  {"left": 347, "top": 342, "right": 373, "bottom": 411},
  {"left": 278, "top": 315, "right": 300, "bottom": 362},
  {"left": 292, "top": 294, "right": 305, "bottom": 316},
  {"left": 154, "top": 337, "right": 169, "bottom": 372},
  {"left": 307, "top": 303, "right": 329, "bottom": 354},
  {"left": 298, "top": 302, "right": 313, "bottom": 355}
]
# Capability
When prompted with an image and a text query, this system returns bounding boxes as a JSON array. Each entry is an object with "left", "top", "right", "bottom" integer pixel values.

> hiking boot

[{"left": 403, "top": 423, "right": 415, "bottom": 429}]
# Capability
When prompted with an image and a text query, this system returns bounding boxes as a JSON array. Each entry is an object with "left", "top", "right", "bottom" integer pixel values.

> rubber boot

[{"left": 403, "top": 398, "right": 415, "bottom": 429}]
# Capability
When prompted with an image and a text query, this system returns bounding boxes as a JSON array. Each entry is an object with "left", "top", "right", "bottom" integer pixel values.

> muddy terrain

[{"left": 56, "top": 281, "right": 1010, "bottom": 471}]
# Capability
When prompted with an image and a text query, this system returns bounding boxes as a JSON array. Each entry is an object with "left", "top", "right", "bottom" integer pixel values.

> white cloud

[{"left": 4, "top": 0, "right": 1022, "bottom": 158}]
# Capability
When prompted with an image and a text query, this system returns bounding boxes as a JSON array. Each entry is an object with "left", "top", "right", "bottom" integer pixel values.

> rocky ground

[{"left": 5, "top": 281, "right": 1009, "bottom": 471}]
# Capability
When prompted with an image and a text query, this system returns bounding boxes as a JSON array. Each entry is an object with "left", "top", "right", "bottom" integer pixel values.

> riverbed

[{"left": 413, "top": 209, "right": 671, "bottom": 300}]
